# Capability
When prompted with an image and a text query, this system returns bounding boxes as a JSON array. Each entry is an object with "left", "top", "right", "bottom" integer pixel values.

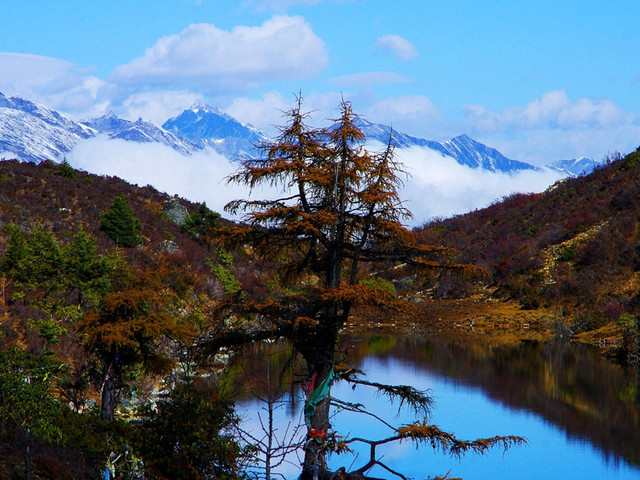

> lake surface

[{"left": 234, "top": 336, "right": 640, "bottom": 479}]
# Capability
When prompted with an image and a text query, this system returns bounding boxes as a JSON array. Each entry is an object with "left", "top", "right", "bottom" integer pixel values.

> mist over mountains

[
  {"left": 0, "top": 91, "right": 600, "bottom": 174},
  {"left": 0, "top": 91, "right": 602, "bottom": 223}
]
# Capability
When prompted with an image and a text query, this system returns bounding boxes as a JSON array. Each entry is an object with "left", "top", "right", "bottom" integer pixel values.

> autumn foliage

[{"left": 213, "top": 96, "right": 506, "bottom": 479}]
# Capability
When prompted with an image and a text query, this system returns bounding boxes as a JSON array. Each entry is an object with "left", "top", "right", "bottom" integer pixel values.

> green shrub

[
  {"left": 137, "top": 384, "right": 252, "bottom": 480},
  {"left": 183, "top": 202, "right": 221, "bottom": 237},
  {"left": 206, "top": 258, "right": 243, "bottom": 297},
  {"left": 59, "top": 158, "right": 76, "bottom": 179},
  {"left": 360, "top": 276, "right": 397, "bottom": 296}
]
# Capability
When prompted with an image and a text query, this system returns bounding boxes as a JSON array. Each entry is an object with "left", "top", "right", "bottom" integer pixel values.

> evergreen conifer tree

[
  {"left": 100, "top": 196, "right": 142, "bottom": 247},
  {"left": 210, "top": 97, "right": 522, "bottom": 479}
]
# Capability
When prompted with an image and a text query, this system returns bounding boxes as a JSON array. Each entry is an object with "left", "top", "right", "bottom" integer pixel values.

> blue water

[
  {"left": 327, "top": 356, "right": 640, "bottom": 480},
  {"left": 237, "top": 345, "right": 640, "bottom": 479}
]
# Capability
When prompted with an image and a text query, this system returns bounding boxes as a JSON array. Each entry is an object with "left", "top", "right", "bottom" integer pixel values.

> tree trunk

[
  {"left": 298, "top": 304, "right": 350, "bottom": 479},
  {"left": 24, "top": 428, "right": 32, "bottom": 480},
  {"left": 300, "top": 360, "right": 333, "bottom": 480},
  {"left": 101, "top": 362, "right": 116, "bottom": 422}
]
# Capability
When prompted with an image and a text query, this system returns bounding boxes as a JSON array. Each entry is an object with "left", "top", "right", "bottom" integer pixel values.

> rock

[
  {"left": 163, "top": 196, "right": 188, "bottom": 225},
  {"left": 160, "top": 239, "right": 182, "bottom": 255}
]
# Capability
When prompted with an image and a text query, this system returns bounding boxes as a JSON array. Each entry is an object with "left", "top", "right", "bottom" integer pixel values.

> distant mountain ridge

[
  {"left": 162, "top": 104, "right": 265, "bottom": 159},
  {"left": 354, "top": 118, "right": 538, "bottom": 174},
  {"left": 546, "top": 157, "right": 600, "bottom": 177},
  {"left": 82, "top": 112, "right": 198, "bottom": 155},
  {"left": 0, "top": 91, "right": 600, "bottom": 176}
]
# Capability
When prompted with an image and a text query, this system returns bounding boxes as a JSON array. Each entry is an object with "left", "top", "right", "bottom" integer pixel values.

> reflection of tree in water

[
  {"left": 352, "top": 336, "right": 640, "bottom": 468},
  {"left": 227, "top": 335, "right": 640, "bottom": 470}
]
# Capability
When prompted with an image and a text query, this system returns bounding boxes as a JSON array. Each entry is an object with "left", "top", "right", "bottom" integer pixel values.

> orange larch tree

[
  {"left": 80, "top": 269, "right": 192, "bottom": 422},
  {"left": 212, "top": 97, "right": 521, "bottom": 479}
]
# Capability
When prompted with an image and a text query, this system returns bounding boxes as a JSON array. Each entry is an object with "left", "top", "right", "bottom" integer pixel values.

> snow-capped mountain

[
  {"left": 547, "top": 157, "right": 600, "bottom": 177},
  {"left": 82, "top": 113, "right": 198, "bottom": 156},
  {"left": 0, "top": 92, "right": 96, "bottom": 163},
  {"left": 0, "top": 92, "right": 600, "bottom": 179},
  {"left": 354, "top": 118, "right": 537, "bottom": 173},
  {"left": 440, "top": 134, "right": 539, "bottom": 172},
  {"left": 163, "top": 104, "right": 265, "bottom": 159}
]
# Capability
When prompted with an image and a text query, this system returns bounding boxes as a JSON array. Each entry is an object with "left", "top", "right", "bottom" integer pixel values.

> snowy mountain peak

[
  {"left": 353, "top": 119, "right": 537, "bottom": 174},
  {"left": 163, "top": 105, "right": 266, "bottom": 159},
  {"left": 452, "top": 133, "right": 473, "bottom": 142},
  {"left": 547, "top": 156, "right": 600, "bottom": 177},
  {"left": 189, "top": 103, "right": 224, "bottom": 116},
  {"left": 0, "top": 92, "right": 96, "bottom": 162}
]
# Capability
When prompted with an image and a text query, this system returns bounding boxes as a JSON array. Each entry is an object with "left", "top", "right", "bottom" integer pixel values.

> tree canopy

[{"left": 212, "top": 96, "right": 491, "bottom": 479}]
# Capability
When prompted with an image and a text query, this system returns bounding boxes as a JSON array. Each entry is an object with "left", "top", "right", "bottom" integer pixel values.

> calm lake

[{"left": 234, "top": 336, "right": 640, "bottom": 479}]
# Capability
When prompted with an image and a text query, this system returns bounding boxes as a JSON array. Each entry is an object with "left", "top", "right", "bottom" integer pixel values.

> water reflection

[{"left": 232, "top": 336, "right": 640, "bottom": 479}]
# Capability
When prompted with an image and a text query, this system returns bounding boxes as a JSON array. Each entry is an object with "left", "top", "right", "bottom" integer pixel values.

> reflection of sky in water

[{"left": 238, "top": 355, "right": 640, "bottom": 480}]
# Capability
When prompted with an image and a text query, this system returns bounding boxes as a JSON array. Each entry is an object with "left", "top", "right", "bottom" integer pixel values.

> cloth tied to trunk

[{"left": 304, "top": 368, "right": 336, "bottom": 441}]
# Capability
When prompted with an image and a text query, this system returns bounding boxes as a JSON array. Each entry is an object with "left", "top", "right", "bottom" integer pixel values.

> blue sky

[
  {"left": 2, "top": 0, "right": 640, "bottom": 166},
  {"left": 2, "top": 0, "right": 640, "bottom": 224}
]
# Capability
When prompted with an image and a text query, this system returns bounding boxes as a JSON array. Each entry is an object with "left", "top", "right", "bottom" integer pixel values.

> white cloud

[
  {"left": 394, "top": 146, "right": 563, "bottom": 225},
  {"left": 225, "top": 91, "right": 290, "bottom": 135},
  {"left": 365, "top": 95, "right": 443, "bottom": 135},
  {"left": 111, "top": 16, "right": 328, "bottom": 91},
  {"left": 67, "top": 136, "right": 282, "bottom": 219},
  {"left": 0, "top": 53, "right": 110, "bottom": 119},
  {"left": 375, "top": 35, "right": 419, "bottom": 61},
  {"left": 460, "top": 90, "right": 640, "bottom": 165},
  {"left": 120, "top": 90, "right": 205, "bottom": 124},
  {"left": 463, "top": 90, "right": 627, "bottom": 132},
  {"left": 226, "top": 90, "right": 350, "bottom": 136}
]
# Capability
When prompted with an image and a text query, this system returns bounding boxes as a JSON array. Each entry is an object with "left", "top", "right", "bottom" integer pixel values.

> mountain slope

[
  {"left": 417, "top": 149, "right": 640, "bottom": 335},
  {"left": 0, "top": 92, "right": 96, "bottom": 163},
  {"left": 163, "top": 104, "right": 265, "bottom": 159},
  {"left": 356, "top": 117, "right": 602, "bottom": 175},
  {"left": 442, "top": 134, "right": 538, "bottom": 172}
]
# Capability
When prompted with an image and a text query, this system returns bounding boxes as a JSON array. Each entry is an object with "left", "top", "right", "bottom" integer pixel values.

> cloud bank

[
  {"left": 463, "top": 90, "right": 626, "bottom": 131},
  {"left": 460, "top": 90, "right": 640, "bottom": 165},
  {"left": 396, "top": 146, "right": 564, "bottom": 225},
  {"left": 68, "top": 137, "right": 564, "bottom": 227},
  {"left": 69, "top": 137, "right": 240, "bottom": 213}
]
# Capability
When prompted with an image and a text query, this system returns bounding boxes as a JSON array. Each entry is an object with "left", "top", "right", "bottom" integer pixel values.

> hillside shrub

[
  {"left": 617, "top": 313, "right": 639, "bottom": 360},
  {"left": 183, "top": 202, "right": 221, "bottom": 238},
  {"left": 137, "top": 384, "right": 252, "bottom": 480}
]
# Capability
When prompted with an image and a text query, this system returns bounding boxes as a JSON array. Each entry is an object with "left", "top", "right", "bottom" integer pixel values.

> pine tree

[{"left": 100, "top": 196, "right": 142, "bottom": 247}]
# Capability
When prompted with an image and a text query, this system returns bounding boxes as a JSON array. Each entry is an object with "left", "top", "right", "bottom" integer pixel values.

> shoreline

[{"left": 346, "top": 295, "right": 626, "bottom": 359}]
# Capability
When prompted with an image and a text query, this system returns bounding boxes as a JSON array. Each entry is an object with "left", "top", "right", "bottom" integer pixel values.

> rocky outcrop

[{"left": 163, "top": 196, "right": 188, "bottom": 225}]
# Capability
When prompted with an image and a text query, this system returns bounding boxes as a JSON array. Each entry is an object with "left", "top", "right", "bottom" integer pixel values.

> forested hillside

[
  {"left": 418, "top": 149, "right": 640, "bottom": 354},
  {"left": 0, "top": 159, "right": 256, "bottom": 478}
]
